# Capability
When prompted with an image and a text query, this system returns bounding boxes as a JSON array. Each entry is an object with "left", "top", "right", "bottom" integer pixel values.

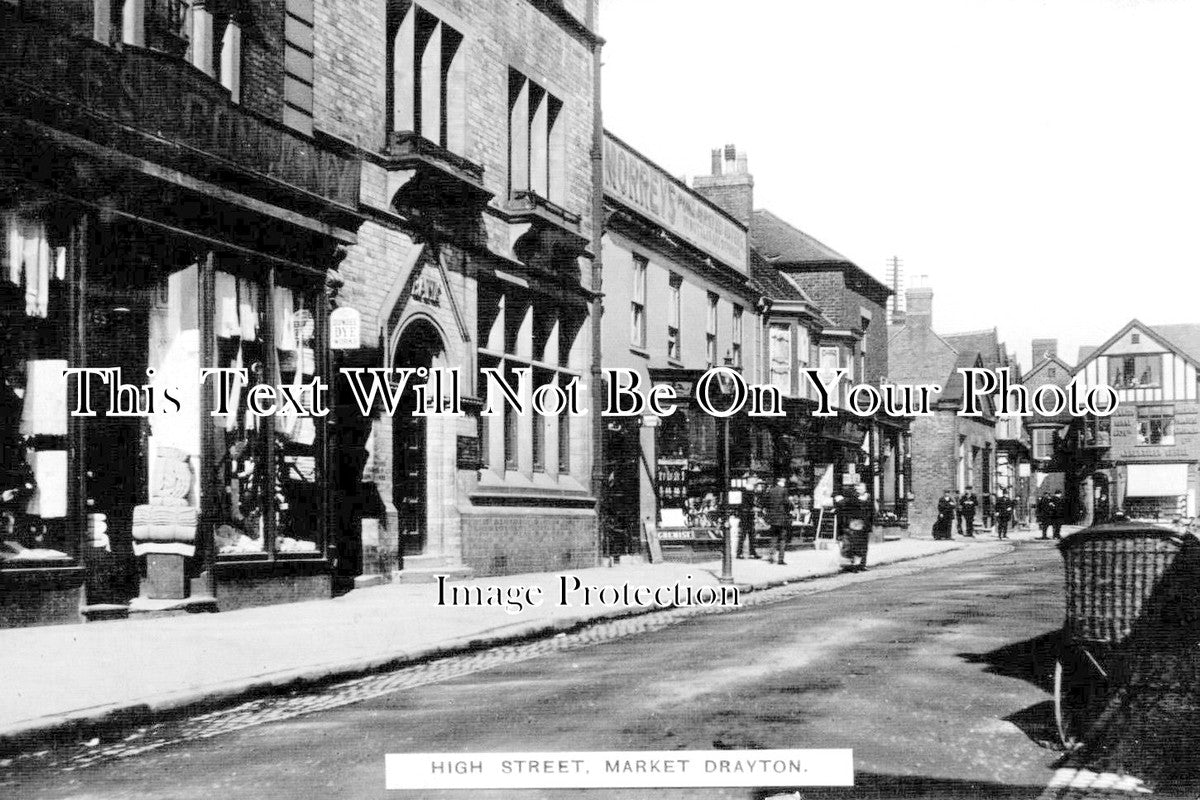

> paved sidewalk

[{"left": 0, "top": 536, "right": 968, "bottom": 749}]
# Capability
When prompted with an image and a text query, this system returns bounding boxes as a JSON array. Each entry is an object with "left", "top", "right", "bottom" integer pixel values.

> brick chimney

[
  {"left": 693, "top": 144, "right": 753, "bottom": 227},
  {"left": 1032, "top": 338, "right": 1058, "bottom": 365},
  {"left": 905, "top": 287, "right": 933, "bottom": 330}
]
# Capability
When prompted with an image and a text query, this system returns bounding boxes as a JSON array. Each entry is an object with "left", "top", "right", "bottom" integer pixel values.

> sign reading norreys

[{"left": 603, "top": 134, "right": 748, "bottom": 274}]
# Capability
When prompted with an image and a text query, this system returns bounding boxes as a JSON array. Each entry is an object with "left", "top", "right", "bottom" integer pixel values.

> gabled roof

[
  {"left": 1025, "top": 353, "right": 1072, "bottom": 383},
  {"left": 943, "top": 328, "right": 1007, "bottom": 371},
  {"left": 1153, "top": 324, "right": 1200, "bottom": 365},
  {"left": 938, "top": 350, "right": 993, "bottom": 417},
  {"left": 1074, "top": 319, "right": 1200, "bottom": 374},
  {"left": 1076, "top": 346, "right": 1098, "bottom": 366}
]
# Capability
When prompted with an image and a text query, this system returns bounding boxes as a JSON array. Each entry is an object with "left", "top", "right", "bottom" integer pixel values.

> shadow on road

[
  {"left": 958, "top": 629, "right": 1060, "bottom": 694},
  {"left": 956, "top": 629, "right": 1065, "bottom": 747},
  {"left": 756, "top": 772, "right": 1045, "bottom": 799}
]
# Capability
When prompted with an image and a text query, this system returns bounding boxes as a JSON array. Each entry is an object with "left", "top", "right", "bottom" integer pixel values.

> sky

[{"left": 599, "top": 0, "right": 1200, "bottom": 372}]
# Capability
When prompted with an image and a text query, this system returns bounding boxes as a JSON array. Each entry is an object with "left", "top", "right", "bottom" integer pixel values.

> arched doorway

[{"left": 391, "top": 318, "right": 444, "bottom": 559}]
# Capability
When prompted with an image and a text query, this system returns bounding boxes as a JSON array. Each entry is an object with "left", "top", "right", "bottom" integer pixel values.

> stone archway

[{"left": 388, "top": 315, "right": 464, "bottom": 573}]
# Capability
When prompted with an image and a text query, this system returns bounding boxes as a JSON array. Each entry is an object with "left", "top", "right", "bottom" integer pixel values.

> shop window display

[
  {"left": 215, "top": 269, "right": 324, "bottom": 558},
  {"left": 1, "top": 204, "right": 330, "bottom": 592},
  {"left": 0, "top": 212, "right": 72, "bottom": 566}
]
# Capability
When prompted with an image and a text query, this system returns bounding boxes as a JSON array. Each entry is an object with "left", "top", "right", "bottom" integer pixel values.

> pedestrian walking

[
  {"left": 959, "top": 486, "right": 978, "bottom": 536},
  {"left": 762, "top": 476, "right": 792, "bottom": 565},
  {"left": 933, "top": 489, "right": 956, "bottom": 540},
  {"left": 837, "top": 482, "right": 874, "bottom": 571},
  {"left": 994, "top": 488, "right": 1015, "bottom": 539},
  {"left": 736, "top": 471, "right": 760, "bottom": 559}
]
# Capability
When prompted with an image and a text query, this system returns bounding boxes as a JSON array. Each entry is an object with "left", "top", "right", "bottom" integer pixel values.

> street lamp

[{"left": 715, "top": 356, "right": 737, "bottom": 585}]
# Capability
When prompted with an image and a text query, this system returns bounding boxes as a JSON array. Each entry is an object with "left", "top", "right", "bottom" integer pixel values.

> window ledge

[
  {"left": 629, "top": 345, "right": 650, "bottom": 359},
  {"left": 469, "top": 487, "right": 597, "bottom": 508},
  {"left": 501, "top": 191, "right": 591, "bottom": 265}
]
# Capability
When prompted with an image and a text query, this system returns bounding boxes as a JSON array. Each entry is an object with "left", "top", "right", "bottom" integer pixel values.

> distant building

[
  {"left": 1070, "top": 321, "right": 1200, "bottom": 524},
  {"left": 1022, "top": 340, "right": 1075, "bottom": 520},
  {"left": 888, "top": 287, "right": 1001, "bottom": 532}
]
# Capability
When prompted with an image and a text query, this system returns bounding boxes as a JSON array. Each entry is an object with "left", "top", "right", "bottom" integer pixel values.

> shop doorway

[
  {"left": 601, "top": 416, "right": 641, "bottom": 557},
  {"left": 391, "top": 319, "right": 443, "bottom": 558},
  {"left": 1093, "top": 473, "right": 1111, "bottom": 525},
  {"left": 84, "top": 306, "right": 150, "bottom": 604}
]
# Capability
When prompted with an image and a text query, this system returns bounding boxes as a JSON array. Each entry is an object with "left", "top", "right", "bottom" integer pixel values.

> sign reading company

[
  {"left": 0, "top": 15, "right": 360, "bottom": 208},
  {"left": 603, "top": 135, "right": 748, "bottom": 274}
]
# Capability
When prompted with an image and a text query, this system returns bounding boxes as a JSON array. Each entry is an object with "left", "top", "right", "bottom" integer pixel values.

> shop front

[
  {"left": 644, "top": 368, "right": 752, "bottom": 558},
  {"left": 0, "top": 12, "right": 362, "bottom": 626}
]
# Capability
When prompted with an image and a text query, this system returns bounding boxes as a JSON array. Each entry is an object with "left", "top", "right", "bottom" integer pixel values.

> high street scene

[{"left": 1, "top": 1, "right": 1198, "bottom": 798}]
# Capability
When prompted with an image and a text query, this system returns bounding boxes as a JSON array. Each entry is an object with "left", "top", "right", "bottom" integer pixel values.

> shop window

[
  {"left": 478, "top": 280, "right": 582, "bottom": 479},
  {"left": 706, "top": 292, "right": 718, "bottom": 368},
  {"left": 388, "top": 2, "right": 466, "bottom": 153},
  {"left": 1081, "top": 416, "right": 1111, "bottom": 448},
  {"left": 0, "top": 212, "right": 73, "bottom": 568},
  {"left": 667, "top": 273, "right": 681, "bottom": 361},
  {"left": 768, "top": 323, "right": 791, "bottom": 395},
  {"left": 731, "top": 304, "right": 743, "bottom": 369},
  {"left": 1109, "top": 353, "right": 1162, "bottom": 390},
  {"left": 1137, "top": 406, "right": 1175, "bottom": 446},
  {"left": 508, "top": 69, "right": 565, "bottom": 205},
  {"left": 1032, "top": 428, "right": 1055, "bottom": 461},
  {"left": 630, "top": 254, "right": 646, "bottom": 349}
]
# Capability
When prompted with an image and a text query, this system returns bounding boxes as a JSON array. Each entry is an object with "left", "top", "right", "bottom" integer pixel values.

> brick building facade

[
  {"left": 694, "top": 149, "right": 910, "bottom": 532},
  {"left": 316, "top": 0, "right": 603, "bottom": 582},
  {"left": 888, "top": 287, "right": 998, "bottom": 533}
]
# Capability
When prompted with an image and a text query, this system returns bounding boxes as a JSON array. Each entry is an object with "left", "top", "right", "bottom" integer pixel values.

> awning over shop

[{"left": 1125, "top": 463, "right": 1189, "bottom": 497}]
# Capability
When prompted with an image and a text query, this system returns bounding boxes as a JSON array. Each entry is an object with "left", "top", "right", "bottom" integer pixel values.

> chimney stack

[
  {"left": 1032, "top": 338, "right": 1058, "bottom": 365},
  {"left": 693, "top": 144, "right": 754, "bottom": 227},
  {"left": 905, "top": 287, "right": 933, "bottom": 330}
]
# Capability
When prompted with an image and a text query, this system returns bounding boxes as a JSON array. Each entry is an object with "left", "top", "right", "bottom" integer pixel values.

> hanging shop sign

[
  {"left": 603, "top": 133, "right": 747, "bottom": 274},
  {"left": 330, "top": 307, "right": 361, "bottom": 350}
]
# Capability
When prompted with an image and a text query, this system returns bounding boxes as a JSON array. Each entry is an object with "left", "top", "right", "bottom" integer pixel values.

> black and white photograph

[{"left": 1, "top": 0, "right": 1199, "bottom": 797}]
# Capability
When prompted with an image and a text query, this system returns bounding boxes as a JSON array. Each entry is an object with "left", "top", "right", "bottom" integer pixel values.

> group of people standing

[
  {"left": 932, "top": 486, "right": 1068, "bottom": 540},
  {"left": 734, "top": 475, "right": 874, "bottom": 571}
]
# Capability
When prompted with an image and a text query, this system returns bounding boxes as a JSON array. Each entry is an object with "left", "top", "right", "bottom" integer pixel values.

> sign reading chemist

[{"left": 603, "top": 134, "right": 748, "bottom": 274}]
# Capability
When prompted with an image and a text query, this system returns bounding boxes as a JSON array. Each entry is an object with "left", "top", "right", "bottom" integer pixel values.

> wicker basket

[{"left": 1059, "top": 525, "right": 1191, "bottom": 645}]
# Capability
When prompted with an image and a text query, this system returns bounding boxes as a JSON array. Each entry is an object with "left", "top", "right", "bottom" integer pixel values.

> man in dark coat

[
  {"left": 837, "top": 482, "right": 874, "bottom": 571},
  {"left": 736, "top": 472, "right": 760, "bottom": 559},
  {"left": 933, "top": 489, "right": 956, "bottom": 539},
  {"left": 762, "top": 476, "right": 792, "bottom": 565},
  {"left": 994, "top": 488, "right": 1015, "bottom": 539},
  {"left": 959, "top": 486, "right": 979, "bottom": 536},
  {"left": 1036, "top": 491, "right": 1064, "bottom": 539}
]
